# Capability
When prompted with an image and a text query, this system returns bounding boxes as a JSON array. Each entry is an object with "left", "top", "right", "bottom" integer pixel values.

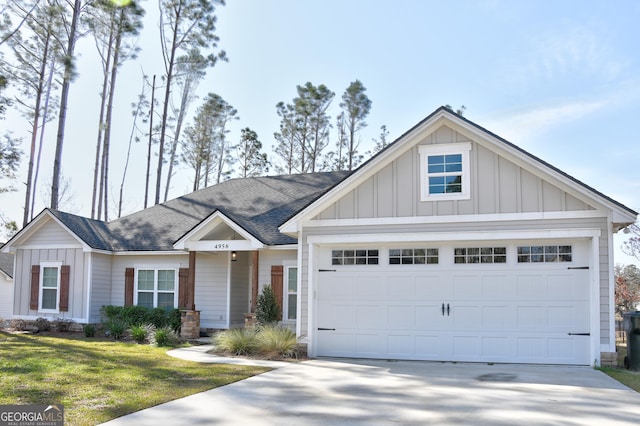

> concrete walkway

[{"left": 102, "top": 347, "right": 640, "bottom": 425}]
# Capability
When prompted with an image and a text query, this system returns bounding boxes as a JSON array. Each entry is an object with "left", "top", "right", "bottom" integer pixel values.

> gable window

[
  {"left": 40, "top": 262, "right": 61, "bottom": 312},
  {"left": 135, "top": 268, "right": 177, "bottom": 309},
  {"left": 517, "top": 245, "right": 572, "bottom": 263},
  {"left": 419, "top": 143, "right": 471, "bottom": 201},
  {"left": 332, "top": 249, "right": 379, "bottom": 265},
  {"left": 389, "top": 248, "right": 439, "bottom": 265},
  {"left": 284, "top": 265, "right": 298, "bottom": 321}
]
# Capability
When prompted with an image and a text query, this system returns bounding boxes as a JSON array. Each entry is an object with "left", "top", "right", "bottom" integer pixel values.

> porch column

[
  {"left": 251, "top": 251, "right": 259, "bottom": 312},
  {"left": 187, "top": 250, "right": 196, "bottom": 310}
]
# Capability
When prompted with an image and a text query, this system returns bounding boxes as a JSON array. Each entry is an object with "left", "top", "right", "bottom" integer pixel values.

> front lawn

[
  {"left": 599, "top": 345, "right": 640, "bottom": 393},
  {"left": 0, "top": 332, "right": 269, "bottom": 425}
]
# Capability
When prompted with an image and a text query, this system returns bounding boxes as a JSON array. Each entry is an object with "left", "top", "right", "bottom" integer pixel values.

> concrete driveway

[{"left": 103, "top": 347, "right": 640, "bottom": 425}]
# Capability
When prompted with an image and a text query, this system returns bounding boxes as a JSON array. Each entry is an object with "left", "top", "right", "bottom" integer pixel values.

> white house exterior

[
  {"left": 0, "top": 251, "right": 14, "bottom": 320},
  {"left": 2, "top": 107, "right": 636, "bottom": 366}
]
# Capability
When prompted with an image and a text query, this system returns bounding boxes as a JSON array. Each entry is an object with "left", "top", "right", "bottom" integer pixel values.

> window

[
  {"left": 517, "top": 245, "right": 572, "bottom": 263},
  {"left": 389, "top": 248, "right": 439, "bottom": 265},
  {"left": 454, "top": 247, "right": 507, "bottom": 264},
  {"left": 284, "top": 266, "right": 297, "bottom": 321},
  {"left": 419, "top": 143, "right": 471, "bottom": 201},
  {"left": 332, "top": 249, "right": 379, "bottom": 265},
  {"left": 39, "top": 262, "right": 61, "bottom": 312},
  {"left": 135, "top": 268, "right": 177, "bottom": 309}
]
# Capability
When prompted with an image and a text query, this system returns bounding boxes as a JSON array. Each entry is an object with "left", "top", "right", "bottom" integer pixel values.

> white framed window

[
  {"left": 134, "top": 268, "right": 178, "bottom": 309},
  {"left": 39, "top": 261, "right": 61, "bottom": 313},
  {"left": 517, "top": 245, "right": 573, "bottom": 263},
  {"left": 283, "top": 264, "right": 297, "bottom": 321},
  {"left": 419, "top": 143, "right": 471, "bottom": 201}
]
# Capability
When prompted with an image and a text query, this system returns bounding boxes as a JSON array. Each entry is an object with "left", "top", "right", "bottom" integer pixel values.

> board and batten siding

[
  {"left": 316, "top": 126, "right": 594, "bottom": 221},
  {"left": 23, "top": 219, "right": 81, "bottom": 246},
  {"left": 12, "top": 248, "right": 87, "bottom": 320},
  {"left": 89, "top": 253, "right": 112, "bottom": 323}
]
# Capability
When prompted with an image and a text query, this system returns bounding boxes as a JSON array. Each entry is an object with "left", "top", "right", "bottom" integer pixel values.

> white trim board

[{"left": 307, "top": 229, "right": 602, "bottom": 245}]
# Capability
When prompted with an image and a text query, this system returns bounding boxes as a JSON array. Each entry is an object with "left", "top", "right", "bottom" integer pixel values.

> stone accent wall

[
  {"left": 600, "top": 352, "right": 617, "bottom": 367},
  {"left": 180, "top": 310, "right": 200, "bottom": 340}
]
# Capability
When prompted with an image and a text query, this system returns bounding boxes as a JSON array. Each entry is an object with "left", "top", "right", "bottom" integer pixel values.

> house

[
  {"left": 0, "top": 249, "right": 14, "bottom": 320},
  {"left": 1, "top": 107, "right": 636, "bottom": 366}
]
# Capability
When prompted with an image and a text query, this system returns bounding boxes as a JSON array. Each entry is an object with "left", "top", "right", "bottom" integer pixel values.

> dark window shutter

[
  {"left": 59, "top": 265, "right": 70, "bottom": 312},
  {"left": 178, "top": 268, "right": 190, "bottom": 309},
  {"left": 271, "top": 265, "right": 284, "bottom": 320},
  {"left": 30, "top": 265, "right": 40, "bottom": 310},
  {"left": 125, "top": 268, "right": 134, "bottom": 306}
]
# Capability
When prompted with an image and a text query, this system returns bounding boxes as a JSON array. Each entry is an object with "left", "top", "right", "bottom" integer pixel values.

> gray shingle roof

[
  {"left": 51, "top": 171, "right": 351, "bottom": 252},
  {"left": 0, "top": 249, "right": 13, "bottom": 278}
]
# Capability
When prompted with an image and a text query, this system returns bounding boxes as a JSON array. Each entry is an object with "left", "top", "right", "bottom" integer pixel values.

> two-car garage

[{"left": 313, "top": 238, "right": 593, "bottom": 365}]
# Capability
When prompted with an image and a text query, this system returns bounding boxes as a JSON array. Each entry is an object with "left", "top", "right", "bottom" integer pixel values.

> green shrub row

[
  {"left": 214, "top": 325, "right": 299, "bottom": 359},
  {"left": 100, "top": 305, "right": 181, "bottom": 330}
]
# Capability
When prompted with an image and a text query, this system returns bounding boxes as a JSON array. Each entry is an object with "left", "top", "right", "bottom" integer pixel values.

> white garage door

[{"left": 315, "top": 241, "right": 591, "bottom": 365}]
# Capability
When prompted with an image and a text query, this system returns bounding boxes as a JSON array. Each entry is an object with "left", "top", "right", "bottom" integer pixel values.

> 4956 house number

[{"left": 214, "top": 243, "right": 230, "bottom": 249}]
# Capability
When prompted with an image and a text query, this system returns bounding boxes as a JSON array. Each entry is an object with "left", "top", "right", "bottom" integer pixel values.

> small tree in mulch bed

[{"left": 255, "top": 284, "right": 280, "bottom": 325}]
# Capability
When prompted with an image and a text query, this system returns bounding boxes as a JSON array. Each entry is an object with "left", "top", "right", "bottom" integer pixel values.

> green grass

[
  {"left": 599, "top": 345, "right": 640, "bottom": 393},
  {"left": 0, "top": 331, "right": 269, "bottom": 425}
]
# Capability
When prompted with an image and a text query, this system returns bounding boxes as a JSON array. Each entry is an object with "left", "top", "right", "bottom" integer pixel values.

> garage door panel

[
  {"left": 356, "top": 304, "right": 383, "bottom": 328},
  {"left": 318, "top": 303, "right": 355, "bottom": 328},
  {"left": 415, "top": 305, "right": 448, "bottom": 329},
  {"left": 356, "top": 276, "right": 384, "bottom": 298},
  {"left": 416, "top": 275, "right": 451, "bottom": 299},
  {"left": 316, "top": 241, "right": 591, "bottom": 365},
  {"left": 388, "top": 305, "right": 415, "bottom": 328},
  {"left": 482, "top": 275, "right": 514, "bottom": 298},
  {"left": 387, "top": 275, "right": 415, "bottom": 299},
  {"left": 453, "top": 275, "right": 483, "bottom": 298}
]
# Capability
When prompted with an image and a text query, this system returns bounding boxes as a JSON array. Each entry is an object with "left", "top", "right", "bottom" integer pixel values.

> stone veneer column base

[
  {"left": 600, "top": 352, "right": 618, "bottom": 367},
  {"left": 180, "top": 310, "right": 200, "bottom": 340}
]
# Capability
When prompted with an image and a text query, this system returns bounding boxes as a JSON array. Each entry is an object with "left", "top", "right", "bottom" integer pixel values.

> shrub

[
  {"left": 106, "top": 320, "right": 126, "bottom": 340},
  {"left": 130, "top": 324, "right": 155, "bottom": 344},
  {"left": 54, "top": 318, "right": 74, "bottom": 332},
  {"left": 83, "top": 324, "right": 96, "bottom": 338},
  {"left": 214, "top": 328, "right": 260, "bottom": 356},
  {"left": 255, "top": 285, "right": 280, "bottom": 325},
  {"left": 150, "top": 326, "right": 179, "bottom": 347},
  {"left": 100, "top": 305, "right": 181, "bottom": 330},
  {"left": 10, "top": 319, "right": 29, "bottom": 331},
  {"left": 34, "top": 317, "right": 52, "bottom": 332},
  {"left": 257, "top": 325, "right": 299, "bottom": 359}
]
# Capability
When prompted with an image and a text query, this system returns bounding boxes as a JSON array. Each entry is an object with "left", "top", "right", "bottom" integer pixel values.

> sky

[{"left": 1, "top": 0, "right": 640, "bottom": 265}]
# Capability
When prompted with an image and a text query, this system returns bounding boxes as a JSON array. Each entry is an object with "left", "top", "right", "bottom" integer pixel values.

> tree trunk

[
  {"left": 144, "top": 75, "right": 156, "bottom": 209},
  {"left": 51, "top": 0, "right": 82, "bottom": 210},
  {"left": 22, "top": 31, "right": 50, "bottom": 227},
  {"left": 101, "top": 14, "right": 123, "bottom": 221},
  {"left": 93, "top": 16, "right": 115, "bottom": 220}
]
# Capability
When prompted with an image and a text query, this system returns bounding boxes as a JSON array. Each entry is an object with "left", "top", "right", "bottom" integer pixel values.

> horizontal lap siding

[
  {"left": 24, "top": 219, "right": 80, "bottom": 246},
  {"left": 110, "top": 255, "right": 189, "bottom": 306},
  {"left": 90, "top": 254, "right": 112, "bottom": 323}
]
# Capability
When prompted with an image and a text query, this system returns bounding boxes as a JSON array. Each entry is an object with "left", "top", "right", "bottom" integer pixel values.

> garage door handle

[
  {"left": 447, "top": 303, "right": 450, "bottom": 316},
  {"left": 318, "top": 328, "right": 336, "bottom": 331},
  {"left": 568, "top": 332, "right": 590, "bottom": 336},
  {"left": 442, "top": 303, "right": 445, "bottom": 316}
]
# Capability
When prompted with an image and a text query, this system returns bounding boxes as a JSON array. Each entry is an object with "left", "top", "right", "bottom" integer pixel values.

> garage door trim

[{"left": 306, "top": 229, "right": 602, "bottom": 365}]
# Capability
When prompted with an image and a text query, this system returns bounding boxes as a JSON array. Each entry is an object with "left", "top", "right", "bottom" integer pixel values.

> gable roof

[
  {"left": 5, "top": 172, "right": 351, "bottom": 253},
  {"left": 281, "top": 106, "right": 637, "bottom": 233},
  {"left": 0, "top": 249, "right": 13, "bottom": 279}
]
